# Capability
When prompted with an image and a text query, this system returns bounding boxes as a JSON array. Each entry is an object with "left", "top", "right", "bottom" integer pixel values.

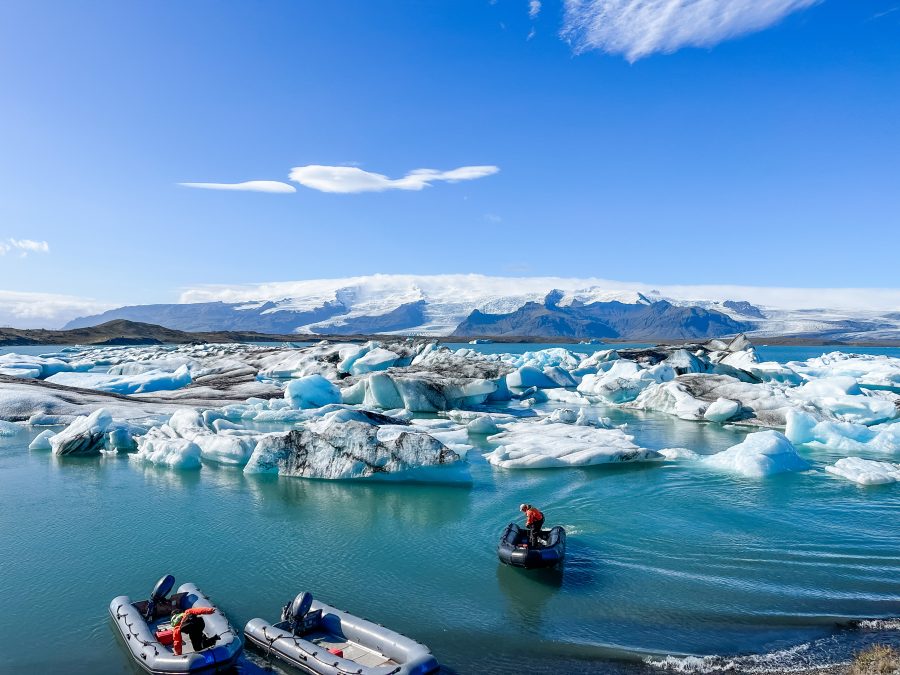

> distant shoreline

[{"left": 3, "top": 320, "right": 900, "bottom": 348}]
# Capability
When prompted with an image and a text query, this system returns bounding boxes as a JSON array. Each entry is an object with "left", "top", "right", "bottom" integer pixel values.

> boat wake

[{"left": 644, "top": 618, "right": 900, "bottom": 673}]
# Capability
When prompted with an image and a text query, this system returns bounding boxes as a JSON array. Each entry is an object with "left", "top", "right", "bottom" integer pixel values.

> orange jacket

[
  {"left": 171, "top": 606, "right": 215, "bottom": 655},
  {"left": 525, "top": 507, "right": 544, "bottom": 526}
]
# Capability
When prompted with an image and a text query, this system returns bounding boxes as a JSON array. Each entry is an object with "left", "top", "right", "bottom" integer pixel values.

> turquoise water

[
  {"left": 1, "top": 343, "right": 899, "bottom": 673},
  {"left": 2, "top": 408, "right": 899, "bottom": 673}
]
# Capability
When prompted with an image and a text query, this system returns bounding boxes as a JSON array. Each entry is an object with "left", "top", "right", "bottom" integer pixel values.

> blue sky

[{"left": 0, "top": 1, "right": 899, "bottom": 325}]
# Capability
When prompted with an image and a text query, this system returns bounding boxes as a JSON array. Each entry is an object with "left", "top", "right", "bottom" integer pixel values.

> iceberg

[
  {"left": 577, "top": 361, "right": 674, "bottom": 403},
  {"left": 790, "top": 352, "right": 900, "bottom": 392},
  {"left": 786, "top": 377, "right": 897, "bottom": 425},
  {"left": 284, "top": 374, "right": 341, "bottom": 409},
  {"left": 28, "top": 429, "right": 55, "bottom": 450},
  {"left": 0, "top": 420, "right": 22, "bottom": 436},
  {"left": 702, "top": 431, "right": 809, "bottom": 478},
  {"left": 46, "top": 365, "right": 192, "bottom": 395},
  {"left": 825, "top": 457, "right": 900, "bottom": 485},
  {"left": 703, "top": 398, "right": 741, "bottom": 423},
  {"left": 485, "top": 422, "right": 661, "bottom": 469},
  {"left": 132, "top": 426, "right": 202, "bottom": 469},
  {"left": 244, "top": 409, "right": 468, "bottom": 481},
  {"left": 349, "top": 347, "right": 400, "bottom": 375},
  {"left": 785, "top": 410, "right": 900, "bottom": 454},
  {"left": 50, "top": 408, "right": 114, "bottom": 456}
]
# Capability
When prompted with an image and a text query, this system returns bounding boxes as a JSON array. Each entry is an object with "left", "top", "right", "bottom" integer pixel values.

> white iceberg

[
  {"left": 50, "top": 408, "right": 113, "bottom": 456},
  {"left": 132, "top": 426, "right": 202, "bottom": 469},
  {"left": 244, "top": 409, "right": 468, "bottom": 481},
  {"left": 28, "top": 429, "right": 55, "bottom": 450},
  {"left": 46, "top": 364, "right": 192, "bottom": 395},
  {"left": 577, "top": 361, "right": 674, "bottom": 403},
  {"left": 284, "top": 374, "right": 341, "bottom": 409},
  {"left": 825, "top": 457, "right": 900, "bottom": 485},
  {"left": 349, "top": 347, "right": 400, "bottom": 375},
  {"left": 703, "top": 398, "right": 741, "bottom": 423},
  {"left": 702, "top": 430, "right": 809, "bottom": 478},
  {"left": 0, "top": 420, "right": 22, "bottom": 437},
  {"left": 786, "top": 376, "right": 897, "bottom": 425},
  {"left": 485, "top": 422, "right": 661, "bottom": 469},
  {"left": 785, "top": 410, "right": 900, "bottom": 454}
]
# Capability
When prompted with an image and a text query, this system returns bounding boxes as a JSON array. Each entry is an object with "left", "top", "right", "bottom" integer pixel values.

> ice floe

[
  {"left": 28, "top": 429, "right": 55, "bottom": 450},
  {"left": 825, "top": 457, "right": 900, "bottom": 485},
  {"left": 283, "top": 374, "right": 341, "bottom": 409},
  {"left": 485, "top": 422, "right": 661, "bottom": 469},
  {"left": 46, "top": 364, "right": 192, "bottom": 395},
  {"left": 244, "top": 409, "right": 469, "bottom": 481},
  {"left": 702, "top": 431, "right": 809, "bottom": 478}
]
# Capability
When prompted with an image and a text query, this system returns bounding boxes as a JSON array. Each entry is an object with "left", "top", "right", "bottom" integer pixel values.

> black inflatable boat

[{"left": 497, "top": 522, "right": 566, "bottom": 569}]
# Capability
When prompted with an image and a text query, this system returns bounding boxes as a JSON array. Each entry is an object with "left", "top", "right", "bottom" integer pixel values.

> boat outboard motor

[
  {"left": 144, "top": 574, "right": 176, "bottom": 622},
  {"left": 281, "top": 592, "right": 313, "bottom": 634}
]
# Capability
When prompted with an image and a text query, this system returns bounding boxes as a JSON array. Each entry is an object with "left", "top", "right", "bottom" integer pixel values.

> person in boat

[
  {"left": 520, "top": 503, "right": 545, "bottom": 547},
  {"left": 171, "top": 606, "right": 220, "bottom": 655}
]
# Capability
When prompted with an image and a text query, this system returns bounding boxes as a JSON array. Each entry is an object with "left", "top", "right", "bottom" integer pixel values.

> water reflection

[{"left": 496, "top": 563, "right": 563, "bottom": 630}]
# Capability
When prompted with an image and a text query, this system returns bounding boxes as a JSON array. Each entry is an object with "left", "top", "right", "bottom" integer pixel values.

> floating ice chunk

[
  {"left": 244, "top": 409, "right": 467, "bottom": 481},
  {"left": 350, "top": 348, "right": 399, "bottom": 375},
  {"left": 787, "top": 377, "right": 897, "bottom": 425},
  {"left": 0, "top": 420, "right": 22, "bottom": 437},
  {"left": 284, "top": 374, "right": 341, "bottom": 409},
  {"left": 167, "top": 408, "right": 208, "bottom": 440},
  {"left": 658, "top": 447, "right": 700, "bottom": 460},
  {"left": 28, "top": 429, "right": 55, "bottom": 450},
  {"left": 545, "top": 407, "right": 612, "bottom": 428},
  {"left": 106, "top": 423, "right": 141, "bottom": 452},
  {"left": 194, "top": 434, "right": 254, "bottom": 465},
  {"left": 50, "top": 408, "right": 113, "bottom": 456},
  {"left": 0, "top": 353, "right": 77, "bottom": 379},
  {"left": 785, "top": 409, "right": 900, "bottom": 454},
  {"left": 825, "top": 457, "right": 900, "bottom": 485},
  {"left": 501, "top": 348, "right": 582, "bottom": 371},
  {"left": 703, "top": 398, "right": 741, "bottom": 423},
  {"left": 577, "top": 361, "right": 674, "bottom": 403},
  {"left": 632, "top": 374, "right": 799, "bottom": 427},
  {"left": 132, "top": 426, "right": 202, "bottom": 469},
  {"left": 702, "top": 431, "right": 809, "bottom": 478},
  {"left": 485, "top": 422, "right": 661, "bottom": 469},
  {"left": 507, "top": 366, "right": 559, "bottom": 390},
  {"left": 790, "top": 351, "right": 900, "bottom": 392},
  {"left": 46, "top": 365, "right": 192, "bottom": 395}
]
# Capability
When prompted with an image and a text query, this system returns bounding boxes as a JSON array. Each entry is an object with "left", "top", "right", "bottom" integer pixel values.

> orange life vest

[
  {"left": 171, "top": 606, "right": 215, "bottom": 655},
  {"left": 525, "top": 507, "right": 544, "bottom": 526}
]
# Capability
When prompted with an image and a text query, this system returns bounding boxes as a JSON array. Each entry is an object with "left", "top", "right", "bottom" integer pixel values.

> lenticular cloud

[
  {"left": 288, "top": 165, "right": 499, "bottom": 193},
  {"left": 561, "top": 0, "right": 819, "bottom": 61}
]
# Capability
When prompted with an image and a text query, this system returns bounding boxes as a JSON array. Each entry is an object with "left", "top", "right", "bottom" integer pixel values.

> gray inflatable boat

[
  {"left": 109, "top": 575, "right": 242, "bottom": 674},
  {"left": 244, "top": 592, "right": 440, "bottom": 675}
]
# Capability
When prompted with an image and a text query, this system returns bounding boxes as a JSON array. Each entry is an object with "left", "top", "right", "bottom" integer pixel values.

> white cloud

[
  {"left": 179, "top": 180, "right": 296, "bottom": 193},
  {"left": 0, "top": 239, "right": 50, "bottom": 257},
  {"left": 529, "top": 0, "right": 542, "bottom": 18},
  {"left": 288, "top": 165, "right": 500, "bottom": 194},
  {"left": 0, "top": 290, "right": 113, "bottom": 328},
  {"left": 561, "top": 0, "right": 820, "bottom": 61}
]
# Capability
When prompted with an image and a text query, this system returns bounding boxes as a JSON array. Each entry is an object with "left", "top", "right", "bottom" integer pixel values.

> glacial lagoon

[{"left": 0, "top": 342, "right": 898, "bottom": 674}]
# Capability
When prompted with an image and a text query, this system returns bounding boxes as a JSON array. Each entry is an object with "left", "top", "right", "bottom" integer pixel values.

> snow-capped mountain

[{"left": 64, "top": 274, "right": 900, "bottom": 341}]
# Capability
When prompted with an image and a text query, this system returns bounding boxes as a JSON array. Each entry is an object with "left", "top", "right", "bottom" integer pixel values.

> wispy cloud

[
  {"left": 529, "top": 0, "right": 542, "bottom": 18},
  {"left": 0, "top": 290, "right": 112, "bottom": 328},
  {"left": 0, "top": 239, "right": 50, "bottom": 257},
  {"left": 484, "top": 213, "right": 503, "bottom": 223},
  {"left": 288, "top": 165, "right": 500, "bottom": 194},
  {"left": 179, "top": 180, "right": 296, "bottom": 193},
  {"left": 561, "top": 0, "right": 819, "bottom": 61}
]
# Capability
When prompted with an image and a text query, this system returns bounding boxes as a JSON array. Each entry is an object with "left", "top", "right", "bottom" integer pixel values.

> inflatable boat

[
  {"left": 497, "top": 522, "right": 566, "bottom": 569},
  {"left": 244, "top": 591, "right": 440, "bottom": 675},
  {"left": 109, "top": 575, "right": 242, "bottom": 674}
]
